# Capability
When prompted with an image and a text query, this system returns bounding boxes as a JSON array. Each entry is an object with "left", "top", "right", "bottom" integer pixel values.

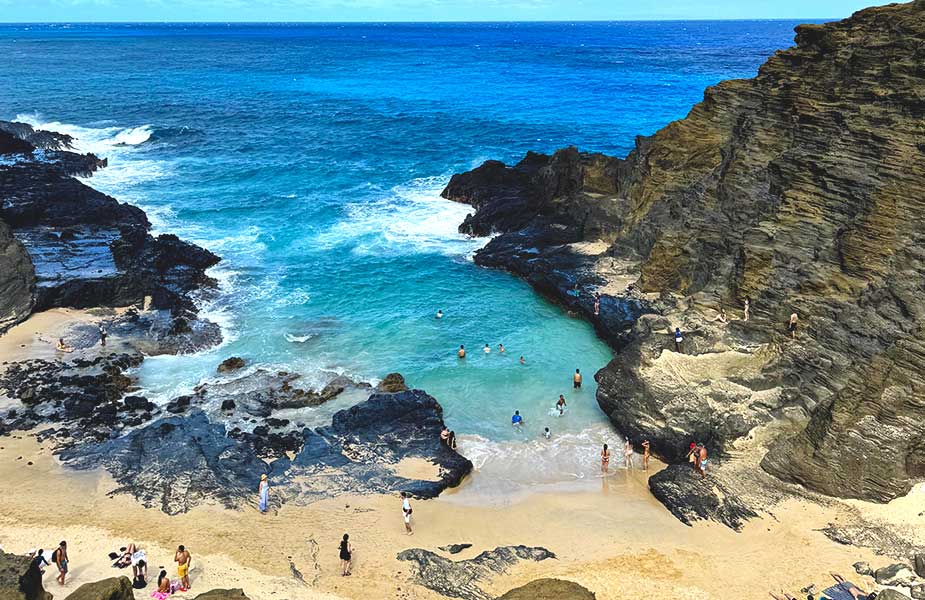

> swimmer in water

[
  {"left": 484, "top": 344, "right": 491, "bottom": 354},
  {"left": 573, "top": 368, "right": 582, "bottom": 389},
  {"left": 511, "top": 411, "right": 524, "bottom": 428},
  {"left": 457, "top": 345, "right": 466, "bottom": 359},
  {"left": 519, "top": 355, "right": 525, "bottom": 365},
  {"left": 498, "top": 343, "right": 505, "bottom": 353},
  {"left": 436, "top": 310, "right": 443, "bottom": 319},
  {"left": 544, "top": 427, "right": 551, "bottom": 440},
  {"left": 556, "top": 395, "right": 567, "bottom": 415}
]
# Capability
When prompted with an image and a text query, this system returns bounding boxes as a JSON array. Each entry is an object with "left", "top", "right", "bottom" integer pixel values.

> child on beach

[
  {"left": 511, "top": 411, "right": 524, "bottom": 428},
  {"left": 52, "top": 541, "right": 68, "bottom": 586}
]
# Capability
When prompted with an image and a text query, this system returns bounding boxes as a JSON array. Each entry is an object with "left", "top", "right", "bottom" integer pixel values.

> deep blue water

[{"left": 0, "top": 21, "right": 810, "bottom": 488}]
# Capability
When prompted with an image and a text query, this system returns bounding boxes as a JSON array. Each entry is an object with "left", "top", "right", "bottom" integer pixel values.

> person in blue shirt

[
  {"left": 511, "top": 410, "right": 524, "bottom": 427},
  {"left": 674, "top": 327, "right": 684, "bottom": 353}
]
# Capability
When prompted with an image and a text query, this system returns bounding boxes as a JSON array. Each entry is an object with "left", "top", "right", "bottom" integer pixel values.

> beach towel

[
  {"left": 822, "top": 582, "right": 865, "bottom": 600},
  {"left": 151, "top": 591, "right": 170, "bottom": 600}
]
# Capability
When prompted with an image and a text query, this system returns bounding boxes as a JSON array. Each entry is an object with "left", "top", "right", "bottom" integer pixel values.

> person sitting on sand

[
  {"left": 498, "top": 343, "right": 505, "bottom": 353},
  {"left": 642, "top": 440, "right": 651, "bottom": 471},
  {"left": 151, "top": 570, "right": 172, "bottom": 600},
  {"left": 601, "top": 444, "right": 611, "bottom": 474},
  {"left": 829, "top": 573, "right": 874, "bottom": 600},
  {"left": 483, "top": 343, "right": 490, "bottom": 354},
  {"left": 789, "top": 312, "right": 799, "bottom": 339},
  {"left": 511, "top": 410, "right": 524, "bottom": 427},
  {"left": 624, "top": 440, "right": 634, "bottom": 469},
  {"left": 543, "top": 427, "right": 551, "bottom": 440},
  {"left": 556, "top": 395, "right": 567, "bottom": 415},
  {"left": 339, "top": 534, "right": 353, "bottom": 576},
  {"left": 174, "top": 545, "right": 191, "bottom": 591},
  {"left": 55, "top": 338, "right": 74, "bottom": 353},
  {"left": 457, "top": 345, "right": 466, "bottom": 359},
  {"left": 436, "top": 310, "right": 443, "bottom": 319},
  {"left": 573, "top": 368, "right": 582, "bottom": 389}
]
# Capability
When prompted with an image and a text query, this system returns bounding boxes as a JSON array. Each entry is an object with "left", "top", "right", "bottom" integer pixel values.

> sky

[{"left": 0, "top": 0, "right": 885, "bottom": 22}]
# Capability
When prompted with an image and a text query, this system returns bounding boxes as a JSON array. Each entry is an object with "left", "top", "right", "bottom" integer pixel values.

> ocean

[{"left": 0, "top": 20, "right": 810, "bottom": 495}]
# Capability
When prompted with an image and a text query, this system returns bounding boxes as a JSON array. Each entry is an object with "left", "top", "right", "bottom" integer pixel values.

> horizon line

[{"left": 0, "top": 17, "right": 839, "bottom": 25}]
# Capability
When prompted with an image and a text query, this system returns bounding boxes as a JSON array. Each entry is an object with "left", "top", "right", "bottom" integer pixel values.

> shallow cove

[{"left": 0, "top": 20, "right": 808, "bottom": 496}]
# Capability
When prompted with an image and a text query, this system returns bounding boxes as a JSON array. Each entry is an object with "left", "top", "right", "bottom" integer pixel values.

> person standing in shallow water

[
  {"left": 674, "top": 327, "right": 684, "bottom": 353},
  {"left": 642, "top": 440, "right": 650, "bottom": 471},
  {"left": 573, "top": 369, "right": 582, "bottom": 389},
  {"left": 457, "top": 345, "right": 466, "bottom": 359},
  {"left": 623, "top": 439, "right": 633, "bottom": 469},
  {"left": 258, "top": 474, "right": 269, "bottom": 513},
  {"left": 788, "top": 312, "right": 799, "bottom": 339},
  {"left": 601, "top": 444, "right": 611, "bottom": 474}
]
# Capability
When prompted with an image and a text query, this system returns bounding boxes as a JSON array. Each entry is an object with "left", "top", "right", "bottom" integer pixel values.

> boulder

[
  {"left": 915, "top": 553, "right": 925, "bottom": 579},
  {"left": 853, "top": 561, "right": 873, "bottom": 577},
  {"left": 0, "top": 219, "right": 35, "bottom": 334},
  {"left": 877, "top": 590, "right": 912, "bottom": 600},
  {"left": 193, "top": 590, "right": 251, "bottom": 600},
  {"left": 377, "top": 372, "right": 408, "bottom": 393},
  {"left": 647, "top": 464, "right": 757, "bottom": 531},
  {"left": 911, "top": 584, "right": 925, "bottom": 600},
  {"left": 498, "top": 578, "right": 596, "bottom": 600},
  {"left": 875, "top": 564, "right": 917, "bottom": 587},
  {"left": 0, "top": 550, "right": 51, "bottom": 600},
  {"left": 63, "top": 576, "right": 133, "bottom": 600},
  {"left": 217, "top": 357, "right": 246, "bottom": 373}
]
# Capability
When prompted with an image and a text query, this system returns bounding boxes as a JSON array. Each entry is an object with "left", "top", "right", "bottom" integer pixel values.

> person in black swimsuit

[{"left": 339, "top": 534, "right": 353, "bottom": 576}]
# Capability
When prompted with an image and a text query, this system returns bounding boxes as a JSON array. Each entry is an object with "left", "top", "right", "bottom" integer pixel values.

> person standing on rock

[
  {"left": 594, "top": 293, "right": 601, "bottom": 316},
  {"left": 99, "top": 324, "right": 108, "bottom": 347},
  {"left": 458, "top": 345, "right": 466, "bottom": 359},
  {"left": 401, "top": 492, "right": 413, "bottom": 535},
  {"left": 642, "top": 440, "right": 651, "bottom": 471},
  {"left": 447, "top": 430, "right": 457, "bottom": 450},
  {"left": 601, "top": 444, "right": 611, "bottom": 474},
  {"left": 698, "top": 445, "right": 708, "bottom": 478},
  {"left": 573, "top": 368, "right": 582, "bottom": 389},
  {"left": 338, "top": 534, "right": 353, "bottom": 576},
  {"left": 686, "top": 442, "right": 698, "bottom": 471},
  {"left": 258, "top": 474, "right": 269, "bottom": 513},
  {"left": 175, "top": 545, "right": 191, "bottom": 591},
  {"left": 743, "top": 296, "right": 751, "bottom": 322},
  {"left": 674, "top": 328, "right": 684, "bottom": 353},
  {"left": 788, "top": 312, "right": 799, "bottom": 339},
  {"left": 53, "top": 540, "right": 68, "bottom": 586},
  {"left": 440, "top": 426, "right": 450, "bottom": 446}
]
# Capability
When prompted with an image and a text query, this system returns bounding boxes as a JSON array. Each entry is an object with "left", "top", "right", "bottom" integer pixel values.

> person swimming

[
  {"left": 543, "top": 427, "right": 551, "bottom": 440},
  {"left": 458, "top": 345, "right": 466, "bottom": 358},
  {"left": 498, "top": 343, "right": 505, "bottom": 353},
  {"left": 511, "top": 410, "right": 524, "bottom": 427},
  {"left": 519, "top": 355, "right": 525, "bottom": 365},
  {"left": 483, "top": 344, "right": 491, "bottom": 354},
  {"left": 556, "top": 395, "right": 567, "bottom": 415},
  {"left": 436, "top": 310, "right": 443, "bottom": 319}
]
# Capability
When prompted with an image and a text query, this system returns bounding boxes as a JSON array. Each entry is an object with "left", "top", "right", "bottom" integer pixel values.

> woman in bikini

[{"left": 601, "top": 444, "right": 611, "bottom": 474}]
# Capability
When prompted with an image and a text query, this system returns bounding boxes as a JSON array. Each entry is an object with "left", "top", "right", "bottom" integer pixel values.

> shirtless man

[
  {"left": 175, "top": 545, "right": 191, "bottom": 591},
  {"left": 53, "top": 541, "right": 68, "bottom": 586},
  {"left": 556, "top": 395, "right": 567, "bottom": 415},
  {"left": 698, "top": 445, "right": 708, "bottom": 478},
  {"left": 573, "top": 369, "right": 582, "bottom": 389},
  {"left": 457, "top": 345, "right": 466, "bottom": 359}
]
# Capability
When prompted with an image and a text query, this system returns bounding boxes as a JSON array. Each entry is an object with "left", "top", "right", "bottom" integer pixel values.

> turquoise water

[{"left": 0, "top": 21, "right": 807, "bottom": 486}]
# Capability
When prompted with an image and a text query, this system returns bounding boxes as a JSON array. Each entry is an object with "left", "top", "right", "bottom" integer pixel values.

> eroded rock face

[
  {"left": 396, "top": 546, "right": 556, "bottom": 600},
  {"left": 445, "top": 2, "right": 925, "bottom": 504},
  {"left": 0, "top": 551, "right": 51, "bottom": 600},
  {"left": 192, "top": 590, "right": 251, "bottom": 600},
  {"left": 63, "top": 576, "right": 134, "bottom": 600},
  {"left": 0, "top": 220, "right": 34, "bottom": 334},
  {"left": 647, "top": 464, "right": 757, "bottom": 531}
]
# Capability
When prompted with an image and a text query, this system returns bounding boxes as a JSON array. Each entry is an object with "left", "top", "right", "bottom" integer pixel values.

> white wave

[
  {"left": 315, "top": 176, "right": 488, "bottom": 257},
  {"left": 285, "top": 333, "right": 315, "bottom": 343}
]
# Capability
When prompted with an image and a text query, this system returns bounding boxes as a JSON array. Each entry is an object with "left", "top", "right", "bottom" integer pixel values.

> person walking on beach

[
  {"left": 642, "top": 440, "right": 651, "bottom": 471},
  {"left": 401, "top": 493, "right": 413, "bottom": 535},
  {"left": 175, "top": 545, "right": 191, "bottom": 591},
  {"left": 624, "top": 439, "right": 634, "bottom": 469},
  {"left": 258, "top": 474, "right": 269, "bottom": 513},
  {"left": 99, "top": 324, "right": 108, "bottom": 347},
  {"left": 511, "top": 410, "right": 524, "bottom": 428},
  {"left": 698, "top": 445, "right": 708, "bottom": 478},
  {"left": 788, "top": 312, "right": 799, "bottom": 339},
  {"left": 458, "top": 345, "right": 466, "bottom": 359},
  {"left": 674, "top": 328, "right": 684, "bottom": 353},
  {"left": 601, "top": 444, "right": 611, "bottom": 474},
  {"left": 52, "top": 541, "right": 68, "bottom": 586},
  {"left": 338, "top": 534, "right": 353, "bottom": 576},
  {"left": 743, "top": 296, "right": 751, "bottom": 322},
  {"left": 573, "top": 369, "right": 582, "bottom": 389}
]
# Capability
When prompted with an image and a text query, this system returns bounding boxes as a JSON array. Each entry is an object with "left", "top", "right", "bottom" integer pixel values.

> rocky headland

[{"left": 444, "top": 0, "right": 925, "bottom": 543}]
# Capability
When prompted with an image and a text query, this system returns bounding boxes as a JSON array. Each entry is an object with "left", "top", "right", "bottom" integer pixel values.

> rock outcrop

[
  {"left": 0, "top": 551, "right": 51, "bottom": 600},
  {"left": 0, "top": 219, "right": 34, "bottom": 333},
  {"left": 63, "top": 577, "right": 134, "bottom": 600},
  {"left": 192, "top": 591, "right": 251, "bottom": 600},
  {"left": 396, "top": 546, "right": 556, "bottom": 600},
  {"left": 498, "top": 578, "right": 595, "bottom": 600},
  {"left": 444, "top": 1, "right": 925, "bottom": 506}
]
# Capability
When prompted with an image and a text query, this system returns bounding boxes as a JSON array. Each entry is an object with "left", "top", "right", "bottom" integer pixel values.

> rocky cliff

[{"left": 444, "top": 1, "right": 925, "bottom": 505}]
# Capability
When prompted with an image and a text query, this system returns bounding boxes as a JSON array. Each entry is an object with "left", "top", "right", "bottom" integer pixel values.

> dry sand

[{"left": 0, "top": 310, "right": 914, "bottom": 600}]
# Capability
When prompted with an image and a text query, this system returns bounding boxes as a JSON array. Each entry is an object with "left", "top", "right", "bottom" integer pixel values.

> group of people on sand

[
  {"left": 770, "top": 573, "right": 877, "bottom": 600},
  {"left": 600, "top": 439, "right": 650, "bottom": 473},
  {"left": 25, "top": 540, "right": 192, "bottom": 598}
]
